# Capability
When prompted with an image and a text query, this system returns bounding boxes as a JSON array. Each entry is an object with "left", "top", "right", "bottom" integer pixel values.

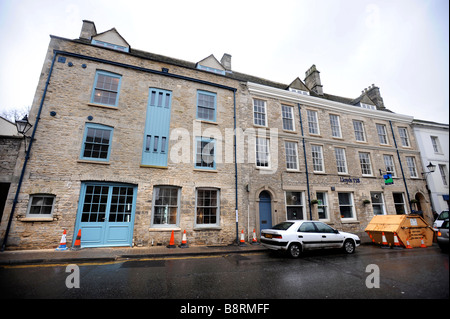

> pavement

[
  {"left": 0, "top": 234, "right": 373, "bottom": 266},
  {"left": 0, "top": 243, "right": 269, "bottom": 266}
]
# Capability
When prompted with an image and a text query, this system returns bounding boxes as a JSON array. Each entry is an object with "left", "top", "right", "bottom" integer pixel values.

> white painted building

[{"left": 412, "top": 119, "right": 449, "bottom": 214}]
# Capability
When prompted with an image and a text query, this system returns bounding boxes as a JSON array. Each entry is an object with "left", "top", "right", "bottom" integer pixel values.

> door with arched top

[{"left": 259, "top": 191, "right": 272, "bottom": 232}]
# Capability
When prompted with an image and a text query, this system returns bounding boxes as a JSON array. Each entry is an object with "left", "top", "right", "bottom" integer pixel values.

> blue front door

[
  {"left": 259, "top": 191, "right": 272, "bottom": 232},
  {"left": 74, "top": 182, "right": 137, "bottom": 248}
]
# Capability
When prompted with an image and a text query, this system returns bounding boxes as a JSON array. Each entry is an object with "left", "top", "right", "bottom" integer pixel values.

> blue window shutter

[{"left": 142, "top": 88, "right": 172, "bottom": 166}]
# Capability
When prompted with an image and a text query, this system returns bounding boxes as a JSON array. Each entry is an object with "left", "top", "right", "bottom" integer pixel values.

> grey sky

[{"left": 0, "top": 0, "right": 448, "bottom": 123}]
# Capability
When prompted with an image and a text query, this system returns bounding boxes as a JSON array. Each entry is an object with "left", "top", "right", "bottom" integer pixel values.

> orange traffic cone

[
  {"left": 251, "top": 229, "right": 259, "bottom": 245},
  {"left": 55, "top": 229, "right": 68, "bottom": 251},
  {"left": 405, "top": 238, "right": 413, "bottom": 249},
  {"left": 420, "top": 237, "right": 427, "bottom": 248},
  {"left": 71, "top": 229, "right": 82, "bottom": 250},
  {"left": 180, "top": 230, "right": 189, "bottom": 248},
  {"left": 167, "top": 230, "right": 176, "bottom": 248},
  {"left": 380, "top": 232, "right": 389, "bottom": 248},
  {"left": 393, "top": 232, "right": 403, "bottom": 249},
  {"left": 239, "top": 229, "right": 246, "bottom": 246}
]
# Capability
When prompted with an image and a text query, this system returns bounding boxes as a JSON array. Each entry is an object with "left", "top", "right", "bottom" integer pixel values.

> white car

[
  {"left": 261, "top": 220, "right": 361, "bottom": 258},
  {"left": 433, "top": 210, "right": 449, "bottom": 231}
]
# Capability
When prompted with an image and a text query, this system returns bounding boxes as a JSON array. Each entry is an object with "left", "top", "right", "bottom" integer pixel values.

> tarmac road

[{"left": 0, "top": 244, "right": 448, "bottom": 300}]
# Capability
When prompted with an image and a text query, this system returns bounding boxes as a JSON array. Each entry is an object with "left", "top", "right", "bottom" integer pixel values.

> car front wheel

[
  {"left": 288, "top": 243, "right": 301, "bottom": 258},
  {"left": 343, "top": 239, "right": 356, "bottom": 254}
]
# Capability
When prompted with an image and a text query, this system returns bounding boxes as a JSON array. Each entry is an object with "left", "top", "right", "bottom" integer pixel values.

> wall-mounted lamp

[
  {"left": 422, "top": 162, "right": 436, "bottom": 176},
  {"left": 15, "top": 115, "right": 33, "bottom": 152}
]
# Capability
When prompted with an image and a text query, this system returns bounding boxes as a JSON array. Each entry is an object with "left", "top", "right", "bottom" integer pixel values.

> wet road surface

[{"left": 0, "top": 244, "right": 448, "bottom": 299}]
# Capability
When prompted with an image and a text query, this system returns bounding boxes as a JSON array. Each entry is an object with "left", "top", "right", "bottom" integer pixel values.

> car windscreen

[
  {"left": 438, "top": 211, "right": 449, "bottom": 220},
  {"left": 271, "top": 222, "right": 294, "bottom": 230}
]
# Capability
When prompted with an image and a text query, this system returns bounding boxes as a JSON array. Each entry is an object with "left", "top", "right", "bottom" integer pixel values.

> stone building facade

[{"left": 0, "top": 21, "right": 432, "bottom": 250}]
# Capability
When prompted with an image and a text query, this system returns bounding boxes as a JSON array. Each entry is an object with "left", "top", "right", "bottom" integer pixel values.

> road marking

[{"left": 0, "top": 252, "right": 265, "bottom": 269}]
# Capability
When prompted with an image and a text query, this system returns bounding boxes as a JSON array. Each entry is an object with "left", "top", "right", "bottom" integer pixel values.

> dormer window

[
  {"left": 196, "top": 65, "right": 226, "bottom": 75},
  {"left": 92, "top": 39, "right": 129, "bottom": 52},
  {"left": 359, "top": 103, "right": 376, "bottom": 110},
  {"left": 289, "top": 88, "right": 310, "bottom": 96}
]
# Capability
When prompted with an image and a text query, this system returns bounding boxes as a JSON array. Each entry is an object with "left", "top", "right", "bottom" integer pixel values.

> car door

[
  {"left": 297, "top": 222, "right": 322, "bottom": 249},
  {"left": 314, "top": 222, "right": 344, "bottom": 248}
]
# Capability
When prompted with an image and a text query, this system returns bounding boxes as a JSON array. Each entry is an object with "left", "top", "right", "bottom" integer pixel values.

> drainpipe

[
  {"left": 233, "top": 91, "right": 239, "bottom": 244},
  {"left": 389, "top": 120, "right": 412, "bottom": 213},
  {"left": 1, "top": 52, "right": 58, "bottom": 251},
  {"left": 298, "top": 104, "right": 312, "bottom": 220}
]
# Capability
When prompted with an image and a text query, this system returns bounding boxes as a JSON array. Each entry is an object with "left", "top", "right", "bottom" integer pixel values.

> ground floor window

[
  {"left": 285, "top": 191, "right": 304, "bottom": 220},
  {"left": 338, "top": 192, "right": 355, "bottom": 219},
  {"left": 152, "top": 186, "right": 180, "bottom": 226},
  {"left": 393, "top": 192, "right": 407, "bottom": 214},
  {"left": 371, "top": 192, "right": 386, "bottom": 215},
  {"left": 196, "top": 188, "right": 220, "bottom": 226},
  {"left": 27, "top": 194, "right": 55, "bottom": 217}
]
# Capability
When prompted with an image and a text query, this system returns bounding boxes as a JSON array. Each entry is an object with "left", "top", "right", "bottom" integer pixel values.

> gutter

[{"left": 298, "top": 104, "right": 312, "bottom": 220}]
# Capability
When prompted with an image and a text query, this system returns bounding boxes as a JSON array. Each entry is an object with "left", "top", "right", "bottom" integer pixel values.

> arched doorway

[{"left": 259, "top": 191, "right": 272, "bottom": 232}]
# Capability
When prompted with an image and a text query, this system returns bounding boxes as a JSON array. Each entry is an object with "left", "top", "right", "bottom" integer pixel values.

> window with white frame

[
  {"left": 196, "top": 188, "right": 220, "bottom": 226},
  {"left": 281, "top": 105, "right": 295, "bottom": 131},
  {"left": 197, "top": 90, "right": 216, "bottom": 122},
  {"left": 376, "top": 124, "right": 389, "bottom": 145},
  {"left": 439, "top": 164, "right": 448, "bottom": 186},
  {"left": 406, "top": 156, "right": 418, "bottom": 178},
  {"left": 256, "top": 137, "right": 270, "bottom": 168},
  {"left": 353, "top": 120, "right": 366, "bottom": 142},
  {"left": 285, "top": 191, "right": 304, "bottom": 220},
  {"left": 359, "top": 152, "right": 373, "bottom": 175},
  {"left": 338, "top": 193, "right": 355, "bottom": 219},
  {"left": 334, "top": 147, "right": 348, "bottom": 174},
  {"left": 431, "top": 136, "right": 442, "bottom": 153},
  {"left": 26, "top": 194, "right": 55, "bottom": 217},
  {"left": 284, "top": 141, "right": 299, "bottom": 170},
  {"left": 398, "top": 127, "right": 410, "bottom": 147},
  {"left": 152, "top": 186, "right": 180, "bottom": 226},
  {"left": 371, "top": 192, "right": 386, "bottom": 215},
  {"left": 329, "top": 114, "right": 342, "bottom": 138},
  {"left": 195, "top": 137, "right": 216, "bottom": 169},
  {"left": 316, "top": 192, "right": 328, "bottom": 220},
  {"left": 383, "top": 154, "right": 396, "bottom": 177},
  {"left": 307, "top": 110, "right": 320, "bottom": 135},
  {"left": 393, "top": 192, "right": 407, "bottom": 214},
  {"left": 253, "top": 99, "right": 267, "bottom": 126},
  {"left": 311, "top": 145, "right": 324, "bottom": 172}
]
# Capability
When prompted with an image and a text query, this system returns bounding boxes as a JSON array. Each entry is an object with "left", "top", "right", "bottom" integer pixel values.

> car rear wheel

[
  {"left": 343, "top": 239, "right": 355, "bottom": 254},
  {"left": 288, "top": 243, "right": 301, "bottom": 258}
]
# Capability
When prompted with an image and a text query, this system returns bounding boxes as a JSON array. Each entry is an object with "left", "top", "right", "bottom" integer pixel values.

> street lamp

[
  {"left": 15, "top": 115, "right": 32, "bottom": 152},
  {"left": 15, "top": 115, "right": 32, "bottom": 136},
  {"left": 422, "top": 162, "right": 436, "bottom": 176}
]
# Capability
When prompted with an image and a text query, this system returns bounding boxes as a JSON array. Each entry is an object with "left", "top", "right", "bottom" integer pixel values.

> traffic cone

[
  {"left": 71, "top": 229, "right": 82, "bottom": 250},
  {"left": 251, "top": 229, "right": 259, "bottom": 245},
  {"left": 405, "top": 238, "right": 413, "bottom": 249},
  {"left": 167, "top": 230, "right": 176, "bottom": 248},
  {"left": 55, "top": 229, "right": 68, "bottom": 251},
  {"left": 393, "top": 232, "right": 403, "bottom": 249},
  {"left": 239, "top": 229, "right": 246, "bottom": 246},
  {"left": 420, "top": 237, "right": 427, "bottom": 248},
  {"left": 179, "top": 230, "right": 189, "bottom": 248},
  {"left": 380, "top": 232, "right": 389, "bottom": 248}
]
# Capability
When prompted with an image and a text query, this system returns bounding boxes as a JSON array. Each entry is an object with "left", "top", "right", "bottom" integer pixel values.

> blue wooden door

[
  {"left": 259, "top": 191, "right": 272, "bottom": 232},
  {"left": 74, "top": 182, "right": 137, "bottom": 248}
]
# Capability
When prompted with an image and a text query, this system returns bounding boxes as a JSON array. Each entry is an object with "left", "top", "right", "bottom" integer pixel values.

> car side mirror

[{"left": 334, "top": 229, "right": 339, "bottom": 234}]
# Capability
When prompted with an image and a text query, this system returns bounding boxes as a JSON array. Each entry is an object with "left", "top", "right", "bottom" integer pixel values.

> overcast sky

[{"left": 0, "top": 0, "right": 448, "bottom": 124}]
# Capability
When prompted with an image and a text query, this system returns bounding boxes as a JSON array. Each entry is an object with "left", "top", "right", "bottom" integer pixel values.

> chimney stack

[
  {"left": 220, "top": 53, "right": 232, "bottom": 71},
  {"left": 304, "top": 65, "right": 323, "bottom": 96},
  {"left": 366, "top": 84, "right": 385, "bottom": 109},
  {"left": 79, "top": 20, "right": 97, "bottom": 40}
]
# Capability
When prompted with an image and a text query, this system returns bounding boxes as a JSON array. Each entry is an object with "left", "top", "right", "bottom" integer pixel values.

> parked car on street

[
  {"left": 261, "top": 220, "right": 361, "bottom": 258},
  {"left": 437, "top": 219, "right": 449, "bottom": 252},
  {"left": 433, "top": 210, "right": 449, "bottom": 231}
]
